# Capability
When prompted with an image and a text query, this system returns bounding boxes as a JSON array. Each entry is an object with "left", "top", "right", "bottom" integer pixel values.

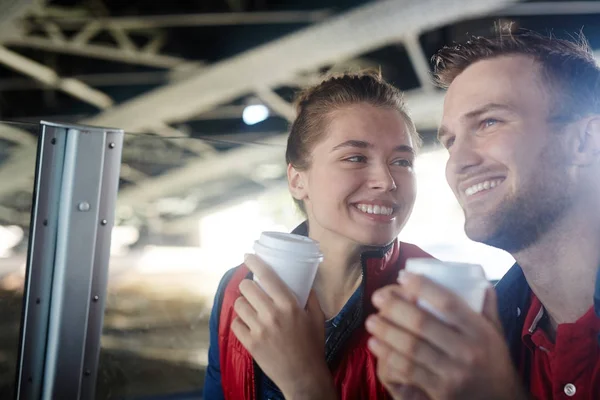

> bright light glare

[{"left": 242, "top": 104, "right": 269, "bottom": 125}]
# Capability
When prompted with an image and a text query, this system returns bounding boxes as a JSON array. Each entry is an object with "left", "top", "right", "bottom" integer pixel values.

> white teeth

[
  {"left": 465, "top": 179, "right": 504, "bottom": 197},
  {"left": 355, "top": 204, "right": 393, "bottom": 215}
]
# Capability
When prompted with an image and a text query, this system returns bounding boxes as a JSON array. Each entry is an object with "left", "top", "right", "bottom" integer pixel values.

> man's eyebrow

[
  {"left": 438, "top": 103, "right": 515, "bottom": 142},
  {"left": 331, "top": 140, "right": 414, "bottom": 155},
  {"left": 463, "top": 103, "right": 515, "bottom": 119}
]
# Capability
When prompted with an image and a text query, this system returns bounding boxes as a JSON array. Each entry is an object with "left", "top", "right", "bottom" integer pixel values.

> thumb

[
  {"left": 306, "top": 290, "right": 325, "bottom": 324},
  {"left": 482, "top": 285, "right": 502, "bottom": 331}
]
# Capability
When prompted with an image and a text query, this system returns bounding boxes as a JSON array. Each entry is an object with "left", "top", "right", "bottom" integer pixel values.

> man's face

[{"left": 440, "top": 55, "right": 574, "bottom": 252}]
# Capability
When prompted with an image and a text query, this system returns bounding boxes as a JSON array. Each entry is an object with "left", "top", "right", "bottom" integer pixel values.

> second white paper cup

[{"left": 404, "top": 258, "right": 489, "bottom": 321}]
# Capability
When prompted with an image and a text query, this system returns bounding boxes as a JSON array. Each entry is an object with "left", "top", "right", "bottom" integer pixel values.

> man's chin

[{"left": 464, "top": 218, "right": 495, "bottom": 245}]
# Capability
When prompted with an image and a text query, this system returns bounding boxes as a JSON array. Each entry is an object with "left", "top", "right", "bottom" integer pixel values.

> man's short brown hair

[{"left": 432, "top": 26, "right": 600, "bottom": 123}]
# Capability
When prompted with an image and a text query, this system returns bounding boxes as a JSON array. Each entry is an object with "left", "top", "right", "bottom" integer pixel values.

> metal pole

[{"left": 16, "top": 121, "right": 123, "bottom": 400}]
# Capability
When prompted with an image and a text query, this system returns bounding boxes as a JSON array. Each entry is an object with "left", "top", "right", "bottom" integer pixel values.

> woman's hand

[{"left": 231, "top": 254, "right": 337, "bottom": 400}]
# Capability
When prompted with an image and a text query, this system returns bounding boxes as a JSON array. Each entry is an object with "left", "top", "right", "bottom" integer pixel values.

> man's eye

[
  {"left": 444, "top": 137, "right": 455, "bottom": 149},
  {"left": 393, "top": 159, "right": 413, "bottom": 168},
  {"left": 481, "top": 118, "right": 499, "bottom": 129}
]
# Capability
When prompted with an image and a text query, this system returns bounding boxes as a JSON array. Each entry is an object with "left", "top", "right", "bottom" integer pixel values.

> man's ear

[
  {"left": 571, "top": 116, "right": 600, "bottom": 166},
  {"left": 287, "top": 164, "right": 308, "bottom": 201}
]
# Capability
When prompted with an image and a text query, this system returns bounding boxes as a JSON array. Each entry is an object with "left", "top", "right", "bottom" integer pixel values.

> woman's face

[{"left": 288, "top": 103, "right": 417, "bottom": 248}]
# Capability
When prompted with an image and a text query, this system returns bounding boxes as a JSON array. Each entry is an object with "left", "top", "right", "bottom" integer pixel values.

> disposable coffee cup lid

[
  {"left": 254, "top": 231, "right": 323, "bottom": 262},
  {"left": 405, "top": 258, "right": 486, "bottom": 280}
]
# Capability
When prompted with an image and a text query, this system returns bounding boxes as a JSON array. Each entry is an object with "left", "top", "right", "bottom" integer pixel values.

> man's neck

[{"left": 513, "top": 209, "right": 600, "bottom": 332}]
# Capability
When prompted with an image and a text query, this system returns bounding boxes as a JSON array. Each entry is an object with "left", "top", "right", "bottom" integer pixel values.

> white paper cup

[
  {"left": 404, "top": 258, "right": 489, "bottom": 321},
  {"left": 253, "top": 232, "right": 323, "bottom": 308}
]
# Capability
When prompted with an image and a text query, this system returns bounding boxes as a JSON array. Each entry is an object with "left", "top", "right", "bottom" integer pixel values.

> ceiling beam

[
  {"left": 81, "top": 0, "right": 517, "bottom": 132},
  {"left": 493, "top": 1, "right": 600, "bottom": 16},
  {"left": 0, "top": 123, "right": 37, "bottom": 145},
  {"left": 0, "top": 0, "right": 37, "bottom": 41},
  {"left": 255, "top": 88, "right": 295, "bottom": 122},
  {"left": 3, "top": 36, "right": 200, "bottom": 69},
  {"left": 403, "top": 35, "right": 435, "bottom": 92},
  {"left": 36, "top": 10, "right": 333, "bottom": 29},
  {"left": 0, "top": 45, "right": 113, "bottom": 109}
]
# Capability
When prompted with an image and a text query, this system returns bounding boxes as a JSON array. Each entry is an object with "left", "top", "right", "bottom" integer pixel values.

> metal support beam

[
  {"left": 3, "top": 36, "right": 197, "bottom": 69},
  {"left": 494, "top": 1, "right": 600, "bottom": 16},
  {"left": 38, "top": 10, "right": 333, "bottom": 29},
  {"left": 255, "top": 88, "right": 295, "bottom": 122},
  {"left": 150, "top": 122, "right": 217, "bottom": 156},
  {"left": 0, "top": 123, "right": 37, "bottom": 145},
  {"left": 71, "top": 21, "right": 102, "bottom": 45},
  {"left": 403, "top": 35, "right": 435, "bottom": 92},
  {"left": 0, "top": 46, "right": 113, "bottom": 109},
  {"left": 107, "top": 25, "right": 137, "bottom": 52},
  {"left": 0, "top": 0, "right": 37, "bottom": 41},
  {"left": 82, "top": 0, "right": 517, "bottom": 132}
]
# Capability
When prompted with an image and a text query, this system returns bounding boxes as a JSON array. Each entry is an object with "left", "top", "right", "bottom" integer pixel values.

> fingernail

[
  {"left": 398, "top": 270, "right": 412, "bottom": 284},
  {"left": 372, "top": 291, "right": 385, "bottom": 306},
  {"left": 365, "top": 316, "right": 377, "bottom": 331},
  {"left": 367, "top": 337, "right": 379, "bottom": 350}
]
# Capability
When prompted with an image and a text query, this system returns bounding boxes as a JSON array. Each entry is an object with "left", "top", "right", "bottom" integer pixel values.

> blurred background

[{"left": 0, "top": 0, "right": 599, "bottom": 398}]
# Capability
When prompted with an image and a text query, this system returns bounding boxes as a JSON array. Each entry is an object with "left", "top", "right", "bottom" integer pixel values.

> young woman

[{"left": 203, "top": 71, "right": 433, "bottom": 399}]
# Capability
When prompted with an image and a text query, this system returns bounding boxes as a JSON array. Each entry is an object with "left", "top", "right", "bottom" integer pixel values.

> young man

[{"left": 365, "top": 30, "right": 600, "bottom": 399}]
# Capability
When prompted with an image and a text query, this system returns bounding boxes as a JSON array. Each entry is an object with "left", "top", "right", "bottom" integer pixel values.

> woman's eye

[{"left": 344, "top": 155, "right": 366, "bottom": 163}]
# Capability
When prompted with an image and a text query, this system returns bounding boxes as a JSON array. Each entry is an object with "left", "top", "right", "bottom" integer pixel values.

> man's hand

[
  {"left": 366, "top": 271, "right": 527, "bottom": 400},
  {"left": 231, "top": 254, "right": 336, "bottom": 400}
]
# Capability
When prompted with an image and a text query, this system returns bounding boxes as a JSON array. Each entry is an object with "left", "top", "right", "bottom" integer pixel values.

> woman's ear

[
  {"left": 572, "top": 116, "right": 600, "bottom": 166},
  {"left": 287, "top": 164, "right": 308, "bottom": 201}
]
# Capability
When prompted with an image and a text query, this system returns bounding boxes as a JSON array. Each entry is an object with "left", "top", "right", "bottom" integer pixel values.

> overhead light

[{"left": 242, "top": 104, "right": 269, "bottom": 125}]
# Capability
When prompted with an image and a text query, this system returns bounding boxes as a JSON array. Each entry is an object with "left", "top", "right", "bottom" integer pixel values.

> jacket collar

[
  {"left": 495, "top": 263, "right": 531, "bottom": 367},
  {"left": 291, "top": 220, "right": 395, "bottom": 262}
]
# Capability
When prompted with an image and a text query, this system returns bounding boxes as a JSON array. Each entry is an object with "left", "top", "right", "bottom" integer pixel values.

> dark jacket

[{"left": 495, "top": 263, "right": 531, "bottom": 371}]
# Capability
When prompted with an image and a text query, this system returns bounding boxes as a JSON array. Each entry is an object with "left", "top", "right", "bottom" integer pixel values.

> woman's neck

[{"left": 309, "top": 230, "right": 366, "bottom": 319}]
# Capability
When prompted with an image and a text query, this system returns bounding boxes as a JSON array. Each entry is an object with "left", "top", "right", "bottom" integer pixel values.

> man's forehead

[{"left": 442, "top": 56, "right": 545, "bottom": 120}]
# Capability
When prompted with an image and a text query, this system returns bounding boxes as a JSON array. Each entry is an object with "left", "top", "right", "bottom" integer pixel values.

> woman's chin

[{"left": 356, "top": 234, "right": 397, "bottom": 249}]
